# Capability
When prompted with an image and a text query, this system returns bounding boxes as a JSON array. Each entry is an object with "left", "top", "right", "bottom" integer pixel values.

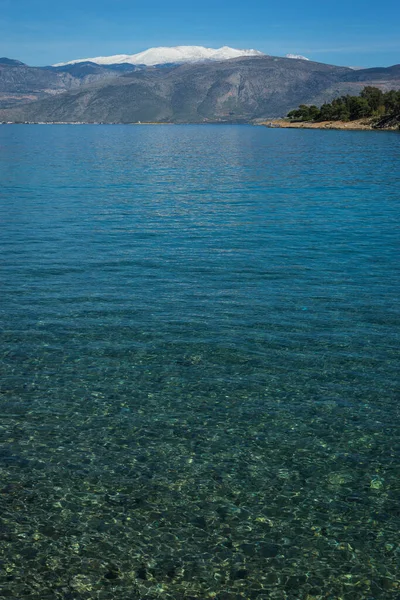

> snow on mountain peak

[
  {"left": 54, "top": 46, "right": 265, "bottom": 67},
  {"left": 285, "top": 54, "right": 310, "bottom": 61}
]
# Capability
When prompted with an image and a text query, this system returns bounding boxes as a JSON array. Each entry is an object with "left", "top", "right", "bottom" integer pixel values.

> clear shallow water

[{"left": 0, "top": 125, "right": 399, "bottom": 599}]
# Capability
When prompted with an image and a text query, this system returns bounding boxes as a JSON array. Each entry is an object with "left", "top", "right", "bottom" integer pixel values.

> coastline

[
  {"left": 261, "top": 118, "right": 399, "bottom": 131},
  {"left": 0, "top": 121, "right": 175, "bottom": 126},
  {"left": 0, "top": 119, "right": 398, "bottom": 129}
]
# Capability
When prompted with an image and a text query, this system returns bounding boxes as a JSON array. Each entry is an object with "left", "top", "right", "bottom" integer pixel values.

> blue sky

[{"left": 1, "top": 0, "right": 399, "bottom": 67}]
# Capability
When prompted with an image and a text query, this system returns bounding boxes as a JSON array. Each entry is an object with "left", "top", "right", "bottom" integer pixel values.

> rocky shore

[{"left": 262, "top": 118, "right": 399, "bottom": 131}]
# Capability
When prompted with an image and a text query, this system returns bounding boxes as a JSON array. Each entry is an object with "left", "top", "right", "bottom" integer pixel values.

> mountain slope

[
  {"left": 342, "top": 64, "right": 400, "bottom": 82},
  {"left": 0, "top": 60, "right": 71, "bottom": 108},
  {"left": 305, "top": 64, "right": 400, "bottom": 106},
  {"left": 1, "top": 56, "right": 353, "bottom": 122},
  {"left": 0, "top": 58, "right": 26, "bottom": 66},
  {"left": 0, "top": 59, "right": 138, "bottom": 108},
  {"left": 1, "top": 58, "right": 399, "bottom": 124},
  {"left": 54, "top": 45, "right": 264, "bottom": 66}
]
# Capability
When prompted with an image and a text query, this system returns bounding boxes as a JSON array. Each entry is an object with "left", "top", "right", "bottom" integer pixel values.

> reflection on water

[{"left": 0, "top": 125, "right": 399, "bottom": 599}]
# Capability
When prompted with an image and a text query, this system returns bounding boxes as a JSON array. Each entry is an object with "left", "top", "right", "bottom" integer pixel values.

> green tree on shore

[
  {"left": 360, "top": 86, "right": 384, "bottom": 112},
  {"left": 287, "top": 87, "right": 400, "bottom": 124}
]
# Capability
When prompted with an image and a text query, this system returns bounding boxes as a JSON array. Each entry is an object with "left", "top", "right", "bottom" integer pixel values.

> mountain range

[{"left": 0, "top": 47, "right": 399, "bottom": 124}]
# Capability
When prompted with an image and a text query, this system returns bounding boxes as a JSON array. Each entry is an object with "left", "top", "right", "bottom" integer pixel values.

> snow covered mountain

[
  {"left": 54, "top": 45, "right": 265, "bottom": 67},
  {"left": 285, "top": 54, "right": 310, "bottom": 61}
]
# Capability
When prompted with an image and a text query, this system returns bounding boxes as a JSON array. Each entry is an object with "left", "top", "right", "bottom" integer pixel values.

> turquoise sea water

[{"left": 0, "top": 125, "right": 399, "bottom": 599}]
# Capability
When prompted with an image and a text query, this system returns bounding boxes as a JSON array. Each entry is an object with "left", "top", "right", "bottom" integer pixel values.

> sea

[{"left": 0, "top": 124, "right": 399, "bottom": 599}]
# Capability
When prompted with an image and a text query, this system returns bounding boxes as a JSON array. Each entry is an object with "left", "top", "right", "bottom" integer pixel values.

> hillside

[
  {"left": 0, "top": 56, "right": 352, "bottom": 122},
  {"left": 0, "top": 58, "right": 138, "bottom": 108},
  {"left": 1, "top": 57, "right": 399, "bottom": 123}
]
